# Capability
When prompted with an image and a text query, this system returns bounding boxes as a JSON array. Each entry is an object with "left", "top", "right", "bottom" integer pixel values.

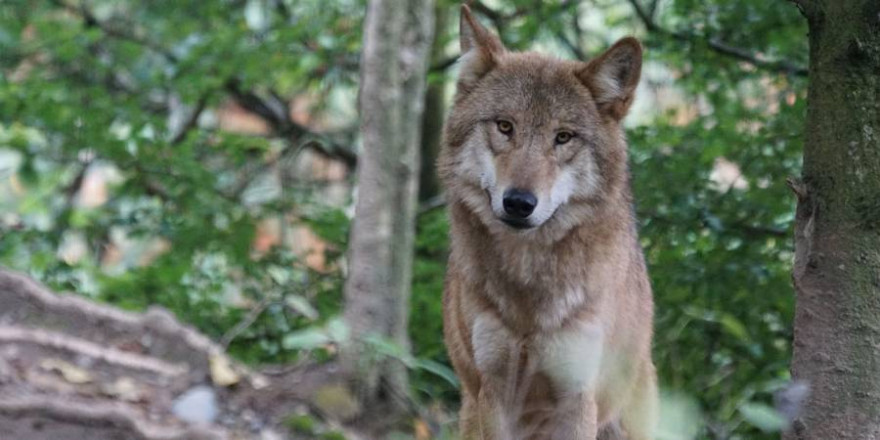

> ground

[{"left": 0, "top": 269, "right": 368, "bottom": 440}]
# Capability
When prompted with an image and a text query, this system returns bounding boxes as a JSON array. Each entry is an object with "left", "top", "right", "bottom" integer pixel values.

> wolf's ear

[
  {"left": 458, "top": 4, "right": 505, "bottom": 91},
  {"left": 578, "top": 37, "right": 643, "bottom": 120}
]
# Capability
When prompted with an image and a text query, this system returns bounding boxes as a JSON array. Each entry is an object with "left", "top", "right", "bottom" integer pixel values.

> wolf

[{"left": 439, "top": 5, "right": 658, "bottom": 440}]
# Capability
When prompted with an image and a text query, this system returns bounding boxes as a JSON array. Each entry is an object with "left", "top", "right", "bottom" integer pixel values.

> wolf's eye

[
  {"left": 555, "top": 131, "right": 574, "bottom": 145},
  {"left": 496, "top": 120, "right": 513, "bottom": 135}
]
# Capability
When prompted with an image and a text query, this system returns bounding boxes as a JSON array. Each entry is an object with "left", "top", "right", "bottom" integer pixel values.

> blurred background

[{"left": 0, "top": 0, "right": 807, "bottom": 439}]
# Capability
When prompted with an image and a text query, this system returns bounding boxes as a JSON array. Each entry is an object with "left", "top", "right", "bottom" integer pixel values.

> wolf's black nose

[{"left": 503, "top": 189, "right": 537, "bottom": 219}]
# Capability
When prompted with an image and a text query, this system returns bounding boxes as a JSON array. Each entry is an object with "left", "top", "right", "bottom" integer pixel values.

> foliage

[
  {"left": 0, "top": 0, "right": 363, "bottom": 365},
  {"left": 410, "top": 208, "right": 455, "bottom": 401},
  {"left": 0, "top": 0, "right": 807, "bottom": 439},
  {"left": 632, "top": 2, "right": 805, "bottom": 438}
]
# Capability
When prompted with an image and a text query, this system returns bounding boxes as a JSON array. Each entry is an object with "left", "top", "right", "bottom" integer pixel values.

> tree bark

[
  {"left": 786, "top": 1, "right": 880, "bottom": 439},
  {"left": 418, "top": 5, "right": 449, "bottom": 201},
  {"left": 341, "top": 0, "right": 434, "bottom": 417}
]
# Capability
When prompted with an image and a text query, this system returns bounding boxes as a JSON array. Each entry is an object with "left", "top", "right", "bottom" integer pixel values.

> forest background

[{"left": 0, "top": 0, "right": 811, "bottom": 438}]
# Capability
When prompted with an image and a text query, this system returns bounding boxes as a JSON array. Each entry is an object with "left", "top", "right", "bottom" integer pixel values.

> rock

[{"left": 172, "top": 385, "right": 218, "bottom": 424}]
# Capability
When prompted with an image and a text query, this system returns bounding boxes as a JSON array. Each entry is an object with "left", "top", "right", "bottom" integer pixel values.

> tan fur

[{"left": 439, "top": 6, "right": 658, "bottom": 440}]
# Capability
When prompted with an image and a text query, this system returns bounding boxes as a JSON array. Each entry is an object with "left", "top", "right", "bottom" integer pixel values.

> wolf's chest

[
  {"left": 471, "top": 312, "right": 604, "bottom": 393},
  {"left": 488, "top": 282, "right": 594, "bottom": 330}
]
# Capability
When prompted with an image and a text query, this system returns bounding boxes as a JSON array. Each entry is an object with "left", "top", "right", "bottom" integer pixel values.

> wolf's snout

[{"left": 503, "top": 189, "right": 537, "bottom": 219}]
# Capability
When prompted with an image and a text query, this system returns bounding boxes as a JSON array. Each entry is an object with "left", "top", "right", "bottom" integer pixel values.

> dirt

[{"left": 0, "top": 269, "right": 352, "bottom": 440}]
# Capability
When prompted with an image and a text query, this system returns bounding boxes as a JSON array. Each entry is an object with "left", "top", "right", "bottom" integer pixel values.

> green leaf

[
  {"left": 326, "top": 317, "right": 350, "bottom": 343},
  {"left": 412, "top": 358, "right": 460, "bottom": 389},
  {"left": 282, "top": 328, "right": 330, "bottom": 350},
  {"left": 720, "top": 313, "right": 751, "bottom": 342},
  {"left": 282, "top": 316, "right": 349, "bottom": 350},
  {"left": 363, "top": 334, "right": 413, "bottom": 366},
  {"left": 285, "top": 295, "right": 319, "bottom": 321},
  {"left": 739, "top": 402, "right": 787, "bottom": 432}
]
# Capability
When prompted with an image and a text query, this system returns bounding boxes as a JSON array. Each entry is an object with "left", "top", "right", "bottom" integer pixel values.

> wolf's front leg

[
  {"left": 459, "top": 393, "right": 508, "bottom": 440},
  {"left": 470, "top": 313, "right": 523, "bottom": 439},
  {"left": 620, "top": 363, "right": 659, "bottom": 440},
  {"left": 538, "top": 320, "right": 605, "bottom": 440},
  {"left": 549, "top": 392, "right": 599, "bottom": 440},
  {"left": 471, "top": 384, "right": 516, "bottom": 440}
]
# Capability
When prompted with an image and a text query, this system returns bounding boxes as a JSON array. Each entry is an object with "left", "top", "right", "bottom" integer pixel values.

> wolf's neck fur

[{"left": 449, "top": 193, "right": 638, "bottom": 333}]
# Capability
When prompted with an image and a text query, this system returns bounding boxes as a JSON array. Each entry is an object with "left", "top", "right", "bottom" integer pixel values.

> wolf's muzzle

[
  {"left": 502, "top": 189, "right": 537, "bottom": 219},
  {"left": 500, "top": 217, "right": 534, "bottom": 229}
]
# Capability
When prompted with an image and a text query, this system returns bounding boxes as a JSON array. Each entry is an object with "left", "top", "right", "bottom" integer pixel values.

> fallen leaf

[
  {"left": 102, "top": 377, "right": 143, "bottom": 402},
  {"left": 39, "top": 359, "right": 92, "bottom": 384},
  {"left": 414, "top": 418, "right": 431, "bottom": 440},
  {"left": 209, "top": 353, "right": 240, "bottom": 387},
  {"left": 250, "top": 373, "right": 270, "bottom": 390}
]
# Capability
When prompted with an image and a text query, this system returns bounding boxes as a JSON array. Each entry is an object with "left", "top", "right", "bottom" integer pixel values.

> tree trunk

[
  {"left": 418, "top": 5, "right": 449, "bottom": 201},
  {"left": 341, "top": 0, "right": 434, "bottom": 417},
  {"left": 787, "top": 1, "right": 880, "bottom": 439}
]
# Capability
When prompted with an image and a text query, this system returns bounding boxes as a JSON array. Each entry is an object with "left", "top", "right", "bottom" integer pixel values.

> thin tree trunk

[
  {"left": 418, "top": 5, "right": 449, "bottom": 201},
  {"left": 341, "top": 0, "right": 434, "bottom": 417},
  {"left": 786, "top": 1, "right": 880, "bottom": 439}
]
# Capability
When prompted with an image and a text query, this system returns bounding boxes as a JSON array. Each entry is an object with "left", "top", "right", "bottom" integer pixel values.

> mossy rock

[
  {"left": 283, "top": 413, "right": 318, "bottom": 435},
  {"left": 311, "top": 383, "right": 360, "bottom": 421}
]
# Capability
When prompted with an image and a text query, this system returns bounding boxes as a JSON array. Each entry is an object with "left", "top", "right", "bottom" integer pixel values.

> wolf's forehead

[{"left": 485, "top": 56, "right": 592, "bottom": 120}]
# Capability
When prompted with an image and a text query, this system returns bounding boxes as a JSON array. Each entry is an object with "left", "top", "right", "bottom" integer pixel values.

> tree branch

[
  {"left": 54, "top": 0, "right": 357, "bottom": 168},
  {"left": 417, "top": 194, "right": 446, "bottom": 216},
  {"left": 627, "top": 0, "right": 808, "bottom": 77},
  {"left": 469, "top": 2, "right": 508, "bottom": 34},
  {"left": 554, "top": 2, "right": 587, "bottom": 60},
  {"left": 569, "top": 1, "right": 586, "bottom": 58},
  {"left": 224, "top": 79, "right": 357, "bottom": 168},
  {"left": 170, "top": 93, "right": 210, "bottom": 145},
  {"left": 436, "top": 1, "right": 584, "bottom": 70},
  {"left": 555, "top": 29, "right": 587, "bottom": 60},
  {"left": 219, "top": 295, "right": 275, "bottom": 349},
  {"left": 648, "top": 0, "right": 660, "bottom": 17},
  {"left": 784, "top": 0, "right": 811, "bottom": 18},
  {"left": 430, "top": 55, "right": 460, "bottom": 73},
  {"left": 50, "top": 0, "right": 179, "bottom": 63}
]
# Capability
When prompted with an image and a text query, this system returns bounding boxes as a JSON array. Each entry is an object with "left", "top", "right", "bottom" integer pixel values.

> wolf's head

[{"left": 439, "top": 5, "right": 642, "bottom": 240}]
